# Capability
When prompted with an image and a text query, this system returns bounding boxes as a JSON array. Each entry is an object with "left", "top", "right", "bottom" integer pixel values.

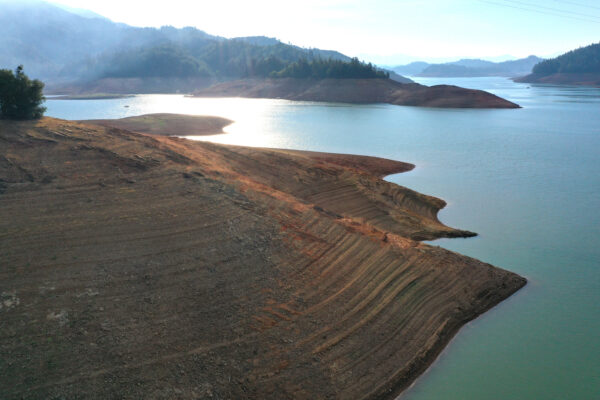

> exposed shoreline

[
  {"left": 0, "top": 115, "right": 525, "bottom": 399},
  {"left": 193, "top": 78, "right": 521, "bottom": 109},
  {"left": 80, "top": 113, "right": 233, "bottom": 136},
  {"left": 514, "top": 72, "right": 600, "bottom": 87}
]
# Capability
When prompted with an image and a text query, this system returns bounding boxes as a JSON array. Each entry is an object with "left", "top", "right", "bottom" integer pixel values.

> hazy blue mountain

[
  {"left": 391, "top": 62, "right": 430, "bottom": 76},
  {"left": 0, "top": 1, "right": 221, "bottom": 79},
  {"left": 450, "top": 59, "right": 495, "bottom": 68},
  {"left": 0, "top": 0, "right": 410, "bottom": 87},
  {"left": 391, "top": 56, "right": 543, "bottom": 77},
  {"left": 0, "top": 0, "right": 128, "bottom": 79},
  {"left": 419, "top": 56, "right": 542, "bottom": 77}
]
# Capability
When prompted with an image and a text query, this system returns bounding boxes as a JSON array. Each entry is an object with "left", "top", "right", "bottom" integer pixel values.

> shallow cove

[{"left": 45, "top": 77, "right": 600, "bottom": 399}]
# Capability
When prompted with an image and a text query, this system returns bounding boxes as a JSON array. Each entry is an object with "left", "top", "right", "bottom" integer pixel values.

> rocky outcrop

[
  {"left": 0, "top": 117, "right": 525, "bottom": 399},
  {"left": 194, "top": 78, "right": 520, "bottom": 108}
]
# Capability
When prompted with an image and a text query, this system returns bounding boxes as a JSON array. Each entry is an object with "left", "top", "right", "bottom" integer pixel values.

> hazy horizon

[{"left": 26, "top": 0, "right": 600, "bottom": 65}]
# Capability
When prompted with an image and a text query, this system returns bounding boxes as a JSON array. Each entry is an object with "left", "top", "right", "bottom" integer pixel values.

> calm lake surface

[{"left": 46, "top": 77, "right": 600, "bottom": 399}]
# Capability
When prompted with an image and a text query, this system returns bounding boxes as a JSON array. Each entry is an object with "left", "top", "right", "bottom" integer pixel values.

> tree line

[
  {"left": 533, "top": 42, "right": 600, "bottom": 75},
  {"left": 270, "top": 58, "right": 389, "bottom": 79}
]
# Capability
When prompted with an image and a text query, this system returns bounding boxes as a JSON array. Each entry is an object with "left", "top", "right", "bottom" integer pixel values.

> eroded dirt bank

[{"left": 0, "top": 117, "right": 525, "bottom": 399}]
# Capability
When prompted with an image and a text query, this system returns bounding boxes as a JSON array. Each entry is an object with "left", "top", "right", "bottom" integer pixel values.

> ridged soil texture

[{"left": 0, "top": 117, "right": 525, "bottom": 399}]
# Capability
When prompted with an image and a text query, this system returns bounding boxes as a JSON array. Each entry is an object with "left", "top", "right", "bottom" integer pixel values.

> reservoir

[{"left": 46, "top": 77, "right": 600, "bottom": 399}]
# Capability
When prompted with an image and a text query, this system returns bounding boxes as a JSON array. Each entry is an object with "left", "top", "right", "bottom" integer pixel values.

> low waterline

[{"left": 45, "top": 77, "right": 600, "bottom": 399}]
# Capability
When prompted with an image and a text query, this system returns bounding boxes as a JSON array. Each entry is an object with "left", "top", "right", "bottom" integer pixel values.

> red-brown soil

[
  {"left": 194, "top": 78, "right": 520, "bottom": 108},
  {"left": 0, "top": 117, "right": 525, "bottom": 399}
]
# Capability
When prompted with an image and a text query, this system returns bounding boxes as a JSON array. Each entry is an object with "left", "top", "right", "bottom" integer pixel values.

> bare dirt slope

[
  {"left": 0, "top": 117, "right": 525, "bottom": 399},
  {"left": 194, "top": 78, "right": 520, "bottom": 108}
]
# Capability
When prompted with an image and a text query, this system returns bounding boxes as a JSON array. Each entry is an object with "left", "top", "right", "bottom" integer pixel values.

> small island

[{"left": 1, "top": 114, "right": 525, "bottom": 400}]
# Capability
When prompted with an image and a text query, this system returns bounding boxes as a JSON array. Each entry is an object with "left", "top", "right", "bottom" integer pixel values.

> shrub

[{"left": 0, "top": 65, "right": 46, "bottom": 120}]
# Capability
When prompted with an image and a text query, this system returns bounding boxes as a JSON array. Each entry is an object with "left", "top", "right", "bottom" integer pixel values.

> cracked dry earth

[{"left": 0, "top": 117, "right": 525, "bottom": 399}]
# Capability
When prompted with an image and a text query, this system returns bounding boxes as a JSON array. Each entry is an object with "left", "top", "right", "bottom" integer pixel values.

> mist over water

[{"left": 46, "top": 77, "right": 600, "bottom": 399}]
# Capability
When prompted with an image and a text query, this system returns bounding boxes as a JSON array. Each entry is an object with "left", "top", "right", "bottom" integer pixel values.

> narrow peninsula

[{"left": 0, "top": 116, "right": 525, "bottom": 399}]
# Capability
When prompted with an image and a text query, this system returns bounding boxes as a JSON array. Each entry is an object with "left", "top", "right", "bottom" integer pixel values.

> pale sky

[{"left": 50, "top": 0, "right": 600, "bottom": 64}]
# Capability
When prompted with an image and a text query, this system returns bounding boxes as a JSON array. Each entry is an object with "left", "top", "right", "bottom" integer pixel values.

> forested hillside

[
  {"left": 1, "top": 0, "right": 385, "bottom": 84},
  {"left": 532, "top": 42, "right": 600, "bottom": 74},
  {"left": 273, "top": 58, "right": 389, "bottom": 79},
  {"left": 515, "top": 43, "right": 600, "bottom": 86}
]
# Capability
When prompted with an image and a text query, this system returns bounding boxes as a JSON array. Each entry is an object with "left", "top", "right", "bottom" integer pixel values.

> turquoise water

[{"left": 46, "top": 77, "right": 600, "bottom": 399}]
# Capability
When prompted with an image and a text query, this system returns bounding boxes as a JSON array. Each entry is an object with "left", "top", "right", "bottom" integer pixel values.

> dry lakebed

[{"left": 0, "top": 114, "right": 526, "bottom": 399}]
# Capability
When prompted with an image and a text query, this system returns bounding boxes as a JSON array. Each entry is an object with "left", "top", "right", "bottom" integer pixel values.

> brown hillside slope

[
  {"left": 194, "top": 78, "right": 520, "bottom": 108},
  {"left": 0, "top": 117, "right": 525, "bottom": 399}
]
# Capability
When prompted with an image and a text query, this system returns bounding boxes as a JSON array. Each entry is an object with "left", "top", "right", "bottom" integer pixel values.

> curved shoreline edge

[
  {"left": 0, "top": 116, "right": 525, "bottom": 399},
  {"left": 380, "top": 273, "right": 526, "bottom": 400}
]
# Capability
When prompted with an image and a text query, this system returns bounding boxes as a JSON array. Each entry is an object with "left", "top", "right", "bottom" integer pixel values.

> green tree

[
  {"left": 0, "top": 65, "right": 46, "bottom": 120},
  {"left": 271, "top": 57, "right": 389, "bottom": 79},
  {"left": 533, "top": 42, "right": 600, "bottom": 75}
]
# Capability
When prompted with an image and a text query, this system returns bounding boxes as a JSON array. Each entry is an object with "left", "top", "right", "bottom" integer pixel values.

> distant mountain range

[
  {"left": 0, "top": 0, "right": 412, "bottom": 89},
  {"left": 392, "top": 56, "right": 543, "bottom": 78},
  {"left": 515, "top": 42, "right": 600, "bottom": 87}
]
